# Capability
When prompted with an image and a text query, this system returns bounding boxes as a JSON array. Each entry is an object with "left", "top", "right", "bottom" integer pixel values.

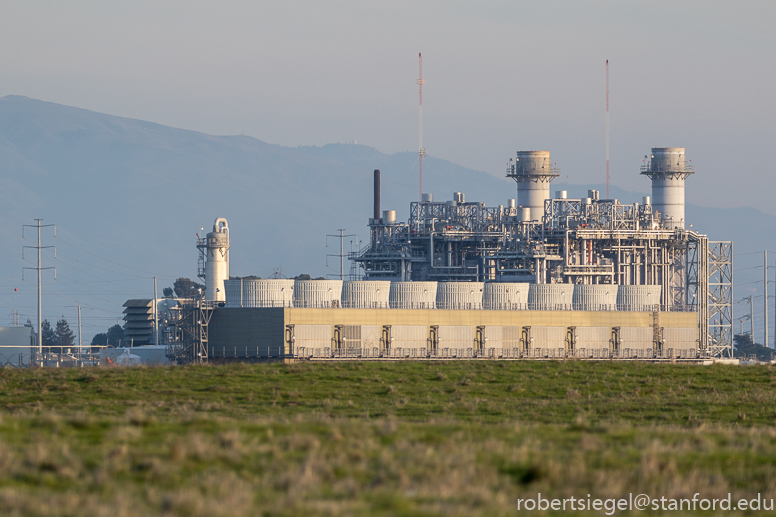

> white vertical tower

[
  {"left": 201, "top": 218, "right": 230, "bottom": 302},
  {"left": 640, "top": 148, "right": 694, "bottom": 229},
  {"left": 506, "top": 151, "right": 560, "bottom": 222}
]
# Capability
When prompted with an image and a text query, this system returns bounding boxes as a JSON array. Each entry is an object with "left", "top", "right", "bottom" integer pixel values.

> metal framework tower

[
  {"left": 327, "top": 229, "right": 356, "bottom": 280},
  {"left": 606, "top": 59, "right": 610, "bottom": 199},
  {"left": 418, "top": 53, "right": 426, "bottom": 203},
  {"left": 22, "top": 219, "right": 55, "bottom": 362},
  {"left": 707, "top": 241, "right": 733, "bottom": 357}
]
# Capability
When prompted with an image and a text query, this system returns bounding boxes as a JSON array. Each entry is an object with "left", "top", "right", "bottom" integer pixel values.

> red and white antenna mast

[
  {"left": 605, "top": 59, "right": 610, "bottom": 199},
  {"left": 418, "top": 53, "right": 426, "bottom": 203}
]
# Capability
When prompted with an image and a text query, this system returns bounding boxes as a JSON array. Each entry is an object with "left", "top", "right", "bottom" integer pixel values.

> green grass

[{"left": 1, "top": 361, "right": 775, "bottom": 515}]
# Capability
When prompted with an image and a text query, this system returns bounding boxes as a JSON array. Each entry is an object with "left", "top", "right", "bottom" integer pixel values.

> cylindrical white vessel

[
  {"left": 205, "top": 218, "right": 230, "bottom": 302},
  {"left": 646, "top": 148, "right": 691, "bottom": 229},
  {"left": 224, "top": 279, "right": 242, "bottom": 308},
  {"left": 293, "top": 280, "right": 343, "bottom": 308},
  {"left": 512, "top": 151, "right": 555, "bottom": 221},
  {"left": 245, "top": 279, "right": 294, "bottom": 308},
  {"left": 483, "top": 282, "right": 529, "bottom": 310},
  {"left": 572, "top": 284, "right": 617, "bottom": 311},
  {"left": 436, "top": 282, "right": 484, "bottom": 310},
  {"left": 617, "top": 285, "right": 662, "bottom": 312},
  {"left": 341, "top": 280, "right": 391, "bottom": 308},
  {"left": 528, "top": 284, "right": 573, "bottom": 310},
  {"left": 389, "top": 281, "right": 437, "bottom": 309}
]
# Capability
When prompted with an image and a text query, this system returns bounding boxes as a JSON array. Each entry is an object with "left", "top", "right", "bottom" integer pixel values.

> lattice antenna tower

[
  {"left": 606, "top": 59, "right": 610, "bottom": 199},
  {"left": 418, "top": 53, "right": 426, "bottom": 203}
]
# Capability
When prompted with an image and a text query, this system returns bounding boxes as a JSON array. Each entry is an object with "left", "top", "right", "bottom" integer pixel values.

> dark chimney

[{"left": 373, "top": 169, "right": 381, "bottom": 220}]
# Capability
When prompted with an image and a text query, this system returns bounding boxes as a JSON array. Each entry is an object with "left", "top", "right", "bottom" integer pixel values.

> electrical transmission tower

[
  {"left": 327, "top": 229, "right": 356, "bottom": 280},
  {"left": 23, "top": 219, "right": 56, "bottom": 362}
]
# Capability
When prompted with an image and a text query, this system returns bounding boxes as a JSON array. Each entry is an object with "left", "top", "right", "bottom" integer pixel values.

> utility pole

[
  {"left": 749, "top": 295, "right": 754, "bottom": 341},
  {"left": 327, "top": 229, "right": 356, "bottom": 280},
  {"left": 78, "top": 306, "right": 82, "bottom": 353},
  {"left": 23, "top": 219, "right": 55, "bottom": 364},
  {"left": 154, "top": 277, "right": 159, "bottom": 347}
]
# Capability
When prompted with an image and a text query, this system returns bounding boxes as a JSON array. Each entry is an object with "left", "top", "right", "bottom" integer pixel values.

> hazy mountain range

[{"left": 0, "top": 95, "right": 769, "bottom": 338}]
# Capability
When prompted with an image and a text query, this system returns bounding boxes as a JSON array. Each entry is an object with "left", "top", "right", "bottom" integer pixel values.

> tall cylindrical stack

[
  {"left": 483, "top": 282, "right": 529, "bottom": 310},
  {"left": 506, "top": 151, "right": 559, "bottom": 222},
  {"left": 617, "top": 285, "right": 662, "bottom": 312},
  {"left": 528, "top": 284, "right": 573, "bottom": 310},
  {"left": 572, "top": 285, "right": 617, "bottom": 311},
  {"left": 293, "top": 280, "right": 343, "bottom": 308},
  {"left": 204, "top": 218, "right": 230, "bottom": 302},
  {"left": 389, "top": 281, "right": 437, "bottom": 309},
  {"left": 641, "top": 147, "right": 694, "bottom": 230},
  {"left": 341, "top": 280, "right": 391, "bottom": 308},
  {"left": 436, "top": 282, "right": 484, "bottom": 310}
]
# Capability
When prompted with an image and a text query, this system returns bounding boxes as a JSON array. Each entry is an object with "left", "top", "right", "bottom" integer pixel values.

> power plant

[{"left": 159, "top": 147, "right": 733, "bottom": 364}]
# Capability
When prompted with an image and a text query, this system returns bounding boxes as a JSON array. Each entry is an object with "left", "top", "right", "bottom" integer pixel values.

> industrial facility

[{"left": 156, "top": 147, "right": 733, "bottom": 364}]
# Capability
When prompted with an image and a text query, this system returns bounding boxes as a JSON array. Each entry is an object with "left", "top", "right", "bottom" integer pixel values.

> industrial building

[{"left": 160, "top": 147, "right": 732, "bottom": 364}]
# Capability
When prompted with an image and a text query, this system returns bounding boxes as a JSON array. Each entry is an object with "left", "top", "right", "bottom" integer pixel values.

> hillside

[{"left": 0, "top": 95, "right": 771, "bottom": 337}]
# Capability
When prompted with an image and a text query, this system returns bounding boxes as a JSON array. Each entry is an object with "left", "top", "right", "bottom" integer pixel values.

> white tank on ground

[
  {"left": 389, "top": 281, "right": 437, "bottom": 309},
  {"left": 203, "top": 218, "right": 230, "bottom": 302},
  {"left": 483, "top": 282, "right": 529, "bottom": 310},
  {"left": 617, "top": 285, "right": 662, "bottom": 312},
  {"left": 293, "top": 280, "right": 343, "bottom": 308},
  {"left": 572, "top": 285, "right": 617, "bottom": 311},
  {"left": 246, "top": 279, "right": 294, "bottom": 308},
  {"left": 341, "top": 280, "right": 391, "bottom": 308},
  {"left": 224, "top": 279, "right": 242, "bottom": 308},
  {"left": 528, "top": 284, "right": 573, "bottom": 310},
  {"left": 436, "top": 282, "right": 484, "bottom": 310}
]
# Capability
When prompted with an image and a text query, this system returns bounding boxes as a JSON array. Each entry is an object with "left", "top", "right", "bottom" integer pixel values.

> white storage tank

[
  {"left": 341, "top": 280, "right": 391, "bottom": 308},
  {"left": 528, "top": 284, "right": 573, "bottom": 310},
  {"left": 243, "top": 279, "right": 294, "bottom": 308},
  {"left": 203, "top": 218, "right": 230, "bottom": 302},
  {"left": 572, "top": 285, "right": 617, "bottom": 311},
  {"left": 293, "top": 280, "right": 343, "bottom": 308},
  {"left": 483, "top": 282, "right": 529, "bottom": 310},
  {"left": 224, "top": 279, "right": 242, "bottom": 308},
  {"left": 436, "top": 282, "right": 484, "bottom": 310},
  {"left": 389, "top": 281, "right": 437, "bottom": 309},
  {"left": 617, "top": 285, "right": 661, "bottom": 312}
]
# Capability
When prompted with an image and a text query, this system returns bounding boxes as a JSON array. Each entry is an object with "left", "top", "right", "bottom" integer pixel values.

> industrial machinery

[
  {"left": 197, "top": 218, "right": 230, "bottom": 302},
  {"left": 351, "top": 149, "right": 732, "bottom": 356}
]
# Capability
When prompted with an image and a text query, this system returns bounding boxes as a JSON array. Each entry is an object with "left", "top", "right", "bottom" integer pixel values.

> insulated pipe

[{"left": 374, "top": 169, "right": 381, "bottom": 220}]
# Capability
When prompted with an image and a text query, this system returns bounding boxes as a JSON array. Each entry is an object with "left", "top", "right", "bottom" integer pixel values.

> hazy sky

[{"left": 2, "top": 0, "right": 775, "bottom": 213}]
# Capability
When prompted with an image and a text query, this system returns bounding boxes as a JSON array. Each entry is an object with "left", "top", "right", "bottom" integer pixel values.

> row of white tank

[{"left": 224, "top": 278, "right": 662, "bottom": 312}]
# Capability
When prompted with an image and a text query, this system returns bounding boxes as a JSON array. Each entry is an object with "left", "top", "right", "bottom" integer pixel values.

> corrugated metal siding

[
  {"left": 619, "top": 327, "right": 653, "bottom": 350},
  {"left": 341, "top": 281, "right": 391, "bottom": 309},
  {"left": 483, "top": 283, "right": 529, "bottom": 310},
  {"left": 663, "top": 327, "right": 697, "bottom": 350},
  {"left": 391, "top": 325, "right": 427, "bottom": 349},
  {"left": 575, "top": 327, "right": 610, "bottom": 348},
  {"left": 389, "top": 282, "right": 437, "bottom": 309},
  {"left": 438, "top": 325, "right": 475, "bottom": 348},
  {"left": 209, "top": 307, "right": 285, "bottom": 357},
  {"left": 528, "top": 285, "right": 574, "bottom": 310},
  {"left": 530, "top": 326, "right": 566, "bottom": 348}
]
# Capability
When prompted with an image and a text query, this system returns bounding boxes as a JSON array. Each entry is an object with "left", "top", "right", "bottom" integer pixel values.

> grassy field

[{"left": 1, "top": 361, "right": 775, "bottom": 516}]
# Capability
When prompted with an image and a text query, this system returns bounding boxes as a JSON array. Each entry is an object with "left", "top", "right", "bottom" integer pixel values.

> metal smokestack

[{"left": 373, "top": 169, "right": 381, "bottom": 220}]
